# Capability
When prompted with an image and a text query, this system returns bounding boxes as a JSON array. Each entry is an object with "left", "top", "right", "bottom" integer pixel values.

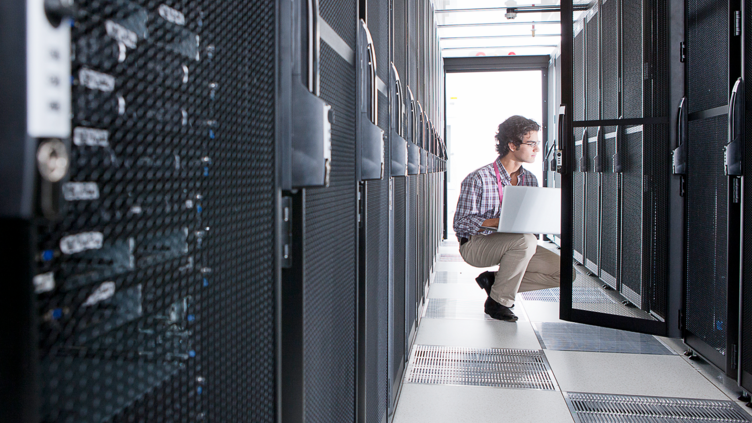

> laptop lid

[{"left": 497, "top": 186, "right": 561, "bottom": 235}]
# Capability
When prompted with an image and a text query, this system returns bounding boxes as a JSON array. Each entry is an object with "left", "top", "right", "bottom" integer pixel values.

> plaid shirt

[{"left": 453, "top": 157, "right": 539, "bottom": 241}]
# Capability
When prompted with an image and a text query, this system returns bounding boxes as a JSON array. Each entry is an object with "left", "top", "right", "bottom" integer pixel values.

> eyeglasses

[{"left": 522, "top": 140, "right": 541, "bottom": 148}]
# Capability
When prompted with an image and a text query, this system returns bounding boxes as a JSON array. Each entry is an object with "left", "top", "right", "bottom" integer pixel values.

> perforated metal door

[{"left": 29, "top": 1, "right": 277, "bottom": 422}]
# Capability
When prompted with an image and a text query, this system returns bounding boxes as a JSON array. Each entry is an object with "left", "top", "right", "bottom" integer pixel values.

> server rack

[
  {"left": 584, "top": 7, "right": 601, "bottom": 275},
  {"left": 680, "top": 0, "right": 741, "bottom": 377},
  {"left": 573, "top": 18, "right": 586, "bottom": 265},
  {"left": 3, "top": 0, "right": 279, "bottom": 421},
  {"left": 741, "top": 0, "right": 752, "bottom": 394}
]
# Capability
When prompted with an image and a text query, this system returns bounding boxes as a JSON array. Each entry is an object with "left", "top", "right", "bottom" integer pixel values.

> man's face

[{"left": 507, "top": 130, "right": 540, "bottom": 163}]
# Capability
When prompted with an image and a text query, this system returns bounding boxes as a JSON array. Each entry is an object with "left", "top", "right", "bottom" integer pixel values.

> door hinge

[
  {"left": 281, "top": 196, "right": 293, "bottom": 269},
  {"left": 733, "top": 177, "right": 741, "bottom": 204},
  {"left": 733, "top": 344, "right": 739, "bottom": 369},
  {"left": 678, "top": 309, "right": 684, "bottom": 330},
  {"left": 679, "top": 42, "right": 686, "bottom": 63}
]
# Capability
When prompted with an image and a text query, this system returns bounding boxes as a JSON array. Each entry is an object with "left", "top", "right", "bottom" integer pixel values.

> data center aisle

[{"left": 392, "top": 240, "right": 752, "bottom": 423}]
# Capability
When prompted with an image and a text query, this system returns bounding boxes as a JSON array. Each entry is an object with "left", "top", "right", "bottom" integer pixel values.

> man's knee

[{"left": 518, "top": 233, "right": 537, "bottom": 257}]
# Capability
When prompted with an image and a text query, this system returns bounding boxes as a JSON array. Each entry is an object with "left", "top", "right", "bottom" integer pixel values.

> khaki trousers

[{"left": 459, "top": 233, "right": 560, "bottom": 307}]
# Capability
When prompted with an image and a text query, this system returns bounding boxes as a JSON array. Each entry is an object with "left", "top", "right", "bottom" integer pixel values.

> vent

[
  {"left": 565, "top": 393, "right": 752, "bottom": 423},
  {"left": 521, "top": 287, "right": 616, "bottom": 304},
  {"left": 405, "top": 345, "right": 558, "bottom": 391},
  {"left": 423, "top": 298, "right": 489, "bottom": 320}
]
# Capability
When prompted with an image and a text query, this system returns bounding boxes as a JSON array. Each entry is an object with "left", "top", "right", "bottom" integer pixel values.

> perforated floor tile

[
  {"left": 564, "top": 392, "right": 752, "bottom": 423},
  {"left": 405, "top": 345, "right": 558, "bottom": 391}
]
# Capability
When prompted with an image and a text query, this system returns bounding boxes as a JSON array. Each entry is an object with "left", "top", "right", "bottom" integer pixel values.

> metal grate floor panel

[
  {"left": 405, "top": 345, "right": 558, "bottom": 391},
  {"left": 564, "top": 392, "right": 752, "bottom": 423},
  {"left": 521, "top": 287, "right": 617, "bottom": 304}
]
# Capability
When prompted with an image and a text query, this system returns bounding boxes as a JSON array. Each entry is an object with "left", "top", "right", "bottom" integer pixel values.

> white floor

[{"left": 392, "top": 240, "right": 752, "bottom": 423}]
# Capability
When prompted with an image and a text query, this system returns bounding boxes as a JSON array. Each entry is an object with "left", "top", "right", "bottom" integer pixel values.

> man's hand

[{"left": 482, "top": 218, "right": 499, "bottom": 228}]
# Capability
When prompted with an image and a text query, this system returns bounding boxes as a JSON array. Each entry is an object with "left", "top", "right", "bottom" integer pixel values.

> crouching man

[{"left": 453, "top": 115, "right": 561, "bottom": 322}]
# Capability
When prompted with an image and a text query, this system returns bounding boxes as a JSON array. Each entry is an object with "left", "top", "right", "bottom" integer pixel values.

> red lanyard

[{"left": 493, "top": 161, "right": 504, "bottom": 205}]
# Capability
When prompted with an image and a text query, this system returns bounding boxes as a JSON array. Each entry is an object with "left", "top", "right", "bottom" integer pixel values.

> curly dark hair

[{"left": 495, "top": 115, "right": 541, "bottom": 157}]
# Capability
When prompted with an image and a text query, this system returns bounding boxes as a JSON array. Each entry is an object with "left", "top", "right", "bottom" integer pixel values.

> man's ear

[{"left": 508, "top": 142, "right": 516, "bottom": 151}]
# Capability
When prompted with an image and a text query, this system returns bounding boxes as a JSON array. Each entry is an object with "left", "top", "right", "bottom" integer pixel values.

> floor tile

[
  {"left": 544, "top": 350, "right": 729, "bottom": 400},
  {"left": 393, "top": 384, "right": 574, "bottom": 423},
  {"left": 427, "top": 283, "right": 487, "bottom": 300},
  {"left": 415, "top": 318, "right": 540, "bottom": 349},
  {"left": 520, "top": 300, "right": 562, "bottom": 322},
  {"left": 532, "top": 322, "right": 673, "bottom": 355}
]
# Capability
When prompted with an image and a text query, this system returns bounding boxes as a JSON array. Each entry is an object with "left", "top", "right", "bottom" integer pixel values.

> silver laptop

[{"left": 482, "top": 186, "right": 561, "bottom": 235}]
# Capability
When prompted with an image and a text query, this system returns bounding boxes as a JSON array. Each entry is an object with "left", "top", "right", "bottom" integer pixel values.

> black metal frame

[
  {"left": 558, "top": 0, "right": 676, "bottom": 336},
  {"left": 680, "top": 0, "right": 742, "bottom": 378}
]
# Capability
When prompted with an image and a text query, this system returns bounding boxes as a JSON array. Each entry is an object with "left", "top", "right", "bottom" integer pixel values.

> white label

[
  {"left": 83, "top": 281, "right": 116, "bottom": 306},
  {"left": 63, "top": 182, "right": 100, "bottom": 200},
  {"left": 26, "top": 0, "right": 71, "bottom": 137},
  {"left": 33, "top": 272, "right": 55, "bottom": 293},
  {"left": 159, "top": 4, "right": 186, "bottom": 25},
  {"left": 106, "top": 20, "right": 138, "bottom": 48},
  {"left": 80, "top": 68, "right": 115, "bottom": 92},
  {"left": 73, "top": 127, "right": 110, "bottom": 147},
  {"left": 60, "top": 232, "right": 104, "bottom": 255}
]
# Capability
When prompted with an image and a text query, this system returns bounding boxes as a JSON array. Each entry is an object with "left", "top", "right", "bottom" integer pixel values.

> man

[{"left": 453, "top": 115, "right": 561, "bottom": 322}]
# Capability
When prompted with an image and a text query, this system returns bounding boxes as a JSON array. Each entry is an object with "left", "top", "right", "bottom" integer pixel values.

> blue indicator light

[
  {"left": 203, "top": 278, "right": 209, "bottom": 287},
  {"left": 209, "top": 130, "right": 215, "bottom": 139},
  {"left": 197, "top": 206, "right": 203, "bottom": 213},
  {"left": 42, "top": 250, "right": 54, "bottom": 261},
  {"left": 52, "top": 309, "right": 63, "bottom": 320},
  {"left": 187, "top": 314, "right": 195, "bottom": 322},
  {"left": 716, "top": 320, "right": 724, "bottom": 331},
  {"left": 203, "top": 167, "right": 209, "bottom": 176},
  {"left": 197, "top": 387, "right": 203, "bottom": 395},
  {"left": 189, "top": 350, "right": 196, "bottom": 357},
  {"left": 70, "top": 76, "right": 75, "bottom": 85}
]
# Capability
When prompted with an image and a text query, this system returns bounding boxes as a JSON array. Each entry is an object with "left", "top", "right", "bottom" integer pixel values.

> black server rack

[
  {"left": 741, "top": 0, "right": 752, "bottom": 394},
  {"left": 573, "top": 18, "right": 586, "bottom": 265},
  {"left": 681, "top": 0, "right": 741, "bottom": 376},
  {"left": 584, "top": 8, "right": 601, "bottom": 275},
  {"left": 599, "top": 0, "right": 620, "bottom": 290},
  {"left": 2, "top": 0, "right": 278, "bottom": 421},
  {"left": 358, "top": 0, "right": 391, "bottom": 417},
  {"left": 281, "top": 0, "right": 360, "bottom": 420}
]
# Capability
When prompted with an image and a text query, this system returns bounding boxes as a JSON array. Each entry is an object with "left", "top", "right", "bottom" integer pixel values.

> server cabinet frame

[
  {"left": 558, "top": 0, "right": 680, "bottom": 336},
  {"left": 680, "top": 0, "right": 742, "bottom": 377}
]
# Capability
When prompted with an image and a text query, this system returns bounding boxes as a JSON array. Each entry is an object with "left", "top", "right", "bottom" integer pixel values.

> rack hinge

[
  {"left": 733, "top": 344, "right": 739, "bottom": 370},
  {"left": 678, "top": 309, "right": 684, "bottom": 331},
  {"left": 679, "top": 42, "right": 686, "bottom": 63},
  {"left": 281, "top": 196, "right": 293, "bottom": 269}
]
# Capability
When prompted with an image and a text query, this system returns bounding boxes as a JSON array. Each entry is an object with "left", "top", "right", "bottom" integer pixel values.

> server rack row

[
  {"left": 552, "top": 0, "right": 752, "bottom": 399},
  {"left": 0, "top": 0, "right": 446, "bottom": 422}
]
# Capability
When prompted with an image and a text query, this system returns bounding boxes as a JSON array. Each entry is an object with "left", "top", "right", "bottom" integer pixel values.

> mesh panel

[
  {"left": 320, "top": 0, "right": 356, "bottom": 47},
  {"left": 37, "top": 1, "right": 276, "bottom": 421},
  {"left": 407, "top": 176, "right": 418, "bottom": 327},
  {"left": 585, "top": 129, "right": 599, "bottom": 269},
  {"left": 574, "top": 29, "right": 586, "bottom": 121},
  {"left": 586, "top": 13, "right": 599, "bottom": 120},
  {"left": 622, "top": 0, "right": 643, "bottom": 118},
  {"left": 574, "top": 138, "right": 585, "bottom": 260},
  {"left": 393, "top": 178, "right": 407, "bottom": 384},
  {"left": 601, "top": 0, "right": 619, "bottom": 120},
  {"left": 620, "top": 129, "right": 643, "bottom": 304},
  {"left": 600, "top": 132, "right": 619, "bottom": 283},
  {"left": 364, "top": 180, "right": 390, "bottom": 423},
  {"left": 686, "top": 116, "right": 728, "bottom": 356},
  {"left": 368, "top": 0, "right": 388, "bottom": 82},
  {"left": 303, "top": 42, "right": 357, "bottom": 423},
  {"left": 687, "top": 0, "right": 729, "bottom": 113},
  {"left": 394, "top": 0, "right": 407, "bottom": 97}
]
